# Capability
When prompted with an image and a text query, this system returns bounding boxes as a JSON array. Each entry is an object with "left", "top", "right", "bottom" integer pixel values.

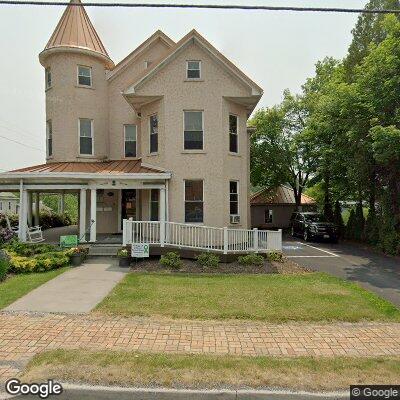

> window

[
  {"left": 229, "top": 181, "right": 239, "bottom": 215},
  {"left": 45, "top": 67, "right": 52, "bottom": 89},
  {"left": 79, "top": 118, "right": 93, "bottom": 155},
  {"left": 229, "top": 114, "right": 238, "bottom": 153},
  {"left": 46, "top": 120, "right": 53, "bottom": 157},
  {"left": 184, "top": 180, "right": 203, "bottom": 223},
  {"left": 150, "top": 189, "right": 159, "bottom": 221},
  {"left": 0, "top": 202, "right": 2, "bottom": 211},
  {"left": 184, "top": 111, "right": 203, "bottom": 150},
  {"left": 149, "top": 115, "right": 158, "bottom": 153},
  {"left": 8, "top": 202, "right": 11, "bottom": 211},
  {"left": 187, "top": 61, "right": 201, "bottom": 79},
  {"left": 145, "top": 61, "right": 152, "bottom": 68},
  {"left": 124, "top": 125, "right": 137, "bottom": 157},
  {"left": 264, "top": 209, "right": 273, "bottom": 224},
  {"left": 77, "top": 65, "right": 92, "bottom": 86},
  {"left": 16, "top": 204, "right": 19, "bottom": 214}
]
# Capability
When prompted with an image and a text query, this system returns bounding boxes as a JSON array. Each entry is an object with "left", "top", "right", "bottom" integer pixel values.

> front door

[{"left": 121, "top": 189, "right": 137, "bottom": 228}]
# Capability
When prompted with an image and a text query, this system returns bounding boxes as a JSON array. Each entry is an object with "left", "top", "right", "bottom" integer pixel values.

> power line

[
  {"left": 0, "top": 1, "right": 400, "bottom": 14},
  {"left": 0, "top": 134, "right": 43, "bottom": 152}
]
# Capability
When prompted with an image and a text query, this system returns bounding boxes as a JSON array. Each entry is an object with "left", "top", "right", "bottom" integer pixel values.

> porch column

[
  {"left": 79, "top": 189, "right": 87, "bottom": 243},
  {"left": 59, "top": 192, "right": 65, "bottom": 214},
  {"left": 34, "top": 192, "right": 40, "bottom": 226},
  {"left": 159, "top": 187, "right": 166, "bottom": 247},
  {"left": 90, "top": 188, "right": 96, "bottom": 242},
  {"left": 27, "top": 191, "right": 33, "bottom": 227},
  {"left": 20, "top": 190, "right": 28, "bottom": 242},
  {"left": 18, "top": 180, "right": 24, "bottom": 241}
]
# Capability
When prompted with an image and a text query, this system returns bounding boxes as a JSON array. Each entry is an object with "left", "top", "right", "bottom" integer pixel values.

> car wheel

[
  {"left": 303, "top": 230, "right": 309, "bottom": 242},
  {"left": 291, "top": 226, "right": 295, "bottom": 237}
]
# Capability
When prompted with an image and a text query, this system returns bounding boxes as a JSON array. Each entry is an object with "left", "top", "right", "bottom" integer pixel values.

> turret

[{"left": 39, "top": 0, "right": 114, "bottom": 162}]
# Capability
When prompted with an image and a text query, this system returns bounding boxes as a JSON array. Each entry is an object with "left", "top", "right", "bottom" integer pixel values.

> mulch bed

[{"left": 129, "top": 256, "right": 311, "bottom": 275}]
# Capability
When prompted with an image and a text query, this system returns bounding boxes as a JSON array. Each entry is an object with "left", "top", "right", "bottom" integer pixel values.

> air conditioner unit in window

[{"left": 230, "top": 215, "right": 240, "bottom": 224}]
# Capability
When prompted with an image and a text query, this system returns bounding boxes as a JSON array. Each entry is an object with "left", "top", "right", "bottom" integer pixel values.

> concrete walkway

[{"left": 5, "top": 258, "right": 127, "bottom": 314}]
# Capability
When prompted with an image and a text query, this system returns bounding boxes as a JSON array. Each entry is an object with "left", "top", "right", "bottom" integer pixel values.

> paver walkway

[
  {"left": 5, "top": 258, "right": 127, "bottom": 313},
  {"left": 0, "top": 312, "right": 399, "bottom": 382}
]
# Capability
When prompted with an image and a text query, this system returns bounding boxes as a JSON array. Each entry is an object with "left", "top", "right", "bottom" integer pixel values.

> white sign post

[{"left": 131, "top": 243, "right": 150, "bottom": 258}]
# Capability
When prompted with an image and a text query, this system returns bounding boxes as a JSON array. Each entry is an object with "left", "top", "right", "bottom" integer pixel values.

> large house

[{"left": 0, "top": 0, "right": 263, "bottom": 244}]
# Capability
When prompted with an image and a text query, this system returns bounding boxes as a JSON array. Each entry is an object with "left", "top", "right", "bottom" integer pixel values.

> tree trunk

[{"left": 323, "top": 171, "right": 334, "bottom": 222}]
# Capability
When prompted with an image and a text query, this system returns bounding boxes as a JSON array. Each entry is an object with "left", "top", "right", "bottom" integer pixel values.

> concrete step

[{"left": 88, "top": 245, "right": 120, "bottom": 256}]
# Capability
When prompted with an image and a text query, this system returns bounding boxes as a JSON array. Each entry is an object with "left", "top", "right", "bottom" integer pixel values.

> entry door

[{"left": 121, "top": 189, "right": 137, "bottom": 228}]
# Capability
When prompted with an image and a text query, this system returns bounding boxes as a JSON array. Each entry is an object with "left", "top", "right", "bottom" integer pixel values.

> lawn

[
  {"left": 95, "top": 272, "right": 400, "bottom": 322},
  {"left": 0, "top": 267, "right": 68, "bottom": 309},
  {"left": 21, "top": 349, "right": 400, "bottom": 391}
]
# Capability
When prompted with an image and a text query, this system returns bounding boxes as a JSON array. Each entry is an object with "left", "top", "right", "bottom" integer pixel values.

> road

[{"left": 283, "top": 237, "right": 400, "bottom": 307}]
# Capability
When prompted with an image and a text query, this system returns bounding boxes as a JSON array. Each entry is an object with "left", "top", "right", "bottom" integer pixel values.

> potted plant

[
  {"left": 117, "top": 248, "right": 130, "bottom": 267},
  {"left": 69, "top": 247, "right": 85, "bottom": 267}
]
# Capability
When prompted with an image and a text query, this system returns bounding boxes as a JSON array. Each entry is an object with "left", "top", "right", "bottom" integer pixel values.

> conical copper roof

[{"left": 41, "top": 0, "right": 113, "bottom": 68}]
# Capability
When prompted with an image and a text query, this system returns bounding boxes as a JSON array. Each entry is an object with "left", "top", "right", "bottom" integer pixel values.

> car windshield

[{"left": 303, "top": 214, "right": 324, "bottom": 222}]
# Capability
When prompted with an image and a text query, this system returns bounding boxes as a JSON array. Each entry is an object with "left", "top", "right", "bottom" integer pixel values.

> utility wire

[
  {"left": 0, "top": 134, "right": 43, "bottom": 152},
  {"left": 0, "top": 1, "right": 399, "bottom": 14}
]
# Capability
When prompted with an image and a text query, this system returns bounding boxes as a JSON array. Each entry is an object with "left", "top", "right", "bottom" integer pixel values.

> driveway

[
  {"left": 5, "top": 257, "right": 127, "bottom": 313},
  {"left": 283, "top": 237, "right": 400, "bottom": 307}
]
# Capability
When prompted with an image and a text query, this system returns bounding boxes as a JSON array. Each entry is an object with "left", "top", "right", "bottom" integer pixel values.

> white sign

[{"left": 131, "top": 243, "right": 150, "bottom": 258}]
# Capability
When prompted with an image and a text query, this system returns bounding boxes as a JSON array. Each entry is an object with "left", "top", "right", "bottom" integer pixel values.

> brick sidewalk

[{"left": 1, "top": 312, "right": 400, "bottom": 381}]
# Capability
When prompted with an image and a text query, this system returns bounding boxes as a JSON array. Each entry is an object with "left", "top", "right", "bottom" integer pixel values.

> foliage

[
  {"left": 68, "top": 246, "right": 89, "bottom": 257},
  {"left": 237, "top": 253, "right": 264, "bottom": 266},
  {"left": 196, "top": 253, "right": 220, "bottom": 268},
  {"left": 160, "top": 252, "right": 183, "bottom": 270},
  {"left": 266, "top": 251, "right": 283, "bottom": 262},
  {"left": 39, "top": 212, "right": 72, "bottom": 230},
  {"left": 0, "top": 213, "right": 18, "bottom": 229},
  {"left": 117, "top": 249, "right": 129, "bottom": 257},
  {"left": 40, "top": 194, "right": 78, "bottom": 224},
  {"left": 5, "top": 241, "right": 57, "bottom": 257},
  {"left": 0, "top": 228, "right": 16, "bottom": 245},
  {"left": 333, "top": 201, "right": 345, "bottom": 237},
  {"left": 0, "top": 259, "right": 9, "bottom": 281}
]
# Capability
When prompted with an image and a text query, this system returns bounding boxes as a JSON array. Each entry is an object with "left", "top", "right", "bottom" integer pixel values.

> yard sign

[
  {"left": 131, "top": 243, "right": 150, "bottom": 258},
  {"left": 60, "top": 235, "right": 78, "bottom": 248}
]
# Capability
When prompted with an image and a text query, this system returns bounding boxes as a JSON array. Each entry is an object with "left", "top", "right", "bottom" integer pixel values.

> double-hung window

[
  {"left": 149, "top": 115, "right": 158, "bottom": 154},
  {"left": 229, "top": 181, "right": 239, "bottom": 216},
  {"left": 150, "top": 189, "right": 159, "bottom": 221},
  {"left": 78, "top": 66, "right": 92, "bottom": 86},
  {"left": 184, "top": 180, "right": 203, "bottom": 223},
  {"left": 184, "top": 111, "right": 203, "bottom": 150},
  {"left": 229, "top": 114, "right": 238, "bottom": 153},
  {"left": 46, "top": 120, "right": 53, "bottom": 157},
  {"left": 79, "top": 118, "right": 93, "bottom": 155},
  {"left": 45, "top": 67, "right": 52, "bottom": 89},
  {"left": 124, "top": 125, "right": 137, "bottom": 157},
  {"left": 186, "top": 60, "right": 201, "bottom": 79}
]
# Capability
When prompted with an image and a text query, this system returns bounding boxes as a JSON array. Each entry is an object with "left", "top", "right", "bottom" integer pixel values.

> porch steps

[{"left": 88, "top": 244, "right": 120, "bottom": 257}]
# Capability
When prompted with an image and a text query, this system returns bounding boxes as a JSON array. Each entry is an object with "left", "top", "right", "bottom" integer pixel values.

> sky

[{"left": 0, "top": 0, "right": 367, "bottom": 171}]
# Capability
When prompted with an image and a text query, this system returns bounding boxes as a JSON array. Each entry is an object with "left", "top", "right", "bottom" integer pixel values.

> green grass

[
  {"left": 95, "top": 272, "right": 400, "bottom": 322},
  {"left": 21, "top": 349, "right": 400, "bottom": 391},
  {"left": 0, "top": 267, "right": 69, "bottom": 309}
]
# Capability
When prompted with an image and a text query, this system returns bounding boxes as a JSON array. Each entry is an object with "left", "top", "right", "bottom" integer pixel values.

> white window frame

[
  {"left": 229, "top": 180, "right": 239, "bottom": 217},
  {"left": 124, "top": 124, "right": 137, "bottom": 158},
  {"left": 229, "top": 114, "right": 239, "bottom": 154},
  {"left": 264, "top": 209, "right": 273, "bottom": 224},
  {"left": 149, "top": 114, "right": 158, "bottom": 154},
  {"left": 45, "top": 67, "right": 52, "bottom": 89},
  {"left": 184, "top": 179, "right": 204, "bottom": 224},
  {"left": 77, "top": 65, "right": 92, "bottom": 87},
  {"left": 149, "top": 189, "right": 159, "bottom": 221},
  {"left": 183, "top": 110, "right": 204, "bottom": 151},
  {"left": 46, "top": 120, "right": 53, "bottom": 158},
  {"left": 78, "top": 118, "right": 94, "bottom": 156},
  {"left": 186, "top": 60, "right": 201, "bottom": 79}
]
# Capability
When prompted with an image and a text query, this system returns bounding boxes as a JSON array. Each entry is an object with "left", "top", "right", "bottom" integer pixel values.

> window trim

[
  {"left": 123, "top": 124, "right": 137, "bottom": 158},
  {"left": 183, "top": 110, "right": 204, "bottom": 151},
  {"left": 149, "top": 114, "right": 158, "bottom": 155},
  {"left": 264, "top": 209, "right": 273, "bottom": 224},
  {"left": 229, "top": 114, "right": 239, "bottom": 154},
  {"left": 186, "top": 60, "right": 201, "bottom": 80},
  {"left": 78, "top": 118, "right": 94, "bottom": 156},
  {"left": 45, "top": 67, "right": 52, "bottom": 90},
  {"left": 77, "top": 65, "right": 92, "bottom": 87},
  {"left": 149, "top": 189, "right": 159, "bottom": 221},
  {"left": 184, "top": 179, "right": 204, "bottom": 224},
  {"left": 46, "top": 120, "right": 53, "bottom": 158},
  {"left": 229, "top": 180, "right": 239, "bottom": 217}
]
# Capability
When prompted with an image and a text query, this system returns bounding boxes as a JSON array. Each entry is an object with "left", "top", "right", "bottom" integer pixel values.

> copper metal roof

[
  {"left": 11, "top": 160, "right": 163, "bottom": 175},
  {"left": 43, "top": 0, "right": 112, "bottom": 64},
  {"left": 250, "top": 185, "right": 316, "bottom": 206}
]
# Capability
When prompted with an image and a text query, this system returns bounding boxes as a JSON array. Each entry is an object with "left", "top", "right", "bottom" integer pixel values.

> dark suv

[{"left": 290, "top": 212, "right": 339, "bottom": 243}]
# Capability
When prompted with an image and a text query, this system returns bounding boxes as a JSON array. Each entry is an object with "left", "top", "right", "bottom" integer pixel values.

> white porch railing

[{"left": 123, "top": 220, "right": 282, "bottom": 253}]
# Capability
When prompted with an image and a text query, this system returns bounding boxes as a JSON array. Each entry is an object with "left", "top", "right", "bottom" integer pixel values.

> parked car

[{"left": 290, "top": 212, "right": 339, "bottom": 243}]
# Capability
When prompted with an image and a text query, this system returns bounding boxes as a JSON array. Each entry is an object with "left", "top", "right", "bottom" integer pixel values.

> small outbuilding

[{"left": 250, "top": 185, "right": 316, "bottom": 229}]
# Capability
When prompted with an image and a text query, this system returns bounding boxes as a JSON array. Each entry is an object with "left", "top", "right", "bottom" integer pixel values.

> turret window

[
  {"left": 78, "top": 66, "right": 92, "bottom": 87},
  {"left": 79, "top": 118, "right": 93, "bottom": 155},
  {"left": 45, "top": 68, "right": 52, "bottom": 89},
  {"left": 46, "top": 120, "right": 53, "bottom": 157},
  {"left": 149, "top": 114, "right": 158, "bottom": 154},
  {"left": 124, "top": 125, "right": 137, "bottom": 158}
]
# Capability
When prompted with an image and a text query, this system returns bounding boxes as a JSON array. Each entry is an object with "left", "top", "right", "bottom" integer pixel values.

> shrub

[
  {"left": 196, "top": 252, "right": 220, "bottom": 268},
  {"left": 0, "top": 213, "right": 18, "bottom": 229},
  {"left": 39, "top": 212, "right": 72, "bottom": 230},
  {"left": 160, "top": 252, "right": 183, "bottom": 270},
  {"left": 117, "top": 248, "right": 129, "bottom": 257},
  {"left": 0, "top": 228, "right": 16, "bottom": 246},
  {"left": 5, "top": 241, "right": 57, "bottom": 257},
  {"left": 237, "top": 253, "right": 264, "bottom": 266},
  {"left": 0, "top": 258, "right": 9, "bottom": 281},
  {"left": 266, "top": 251, "right": 283, "bottom": 262},
  {"left": 7, "top": 251, "right": 70, "bottom": 273}
]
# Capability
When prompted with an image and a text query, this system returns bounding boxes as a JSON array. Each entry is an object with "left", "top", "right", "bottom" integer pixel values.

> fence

[{"left": 123, "top": 220, "right": 282, "bottom": 253}]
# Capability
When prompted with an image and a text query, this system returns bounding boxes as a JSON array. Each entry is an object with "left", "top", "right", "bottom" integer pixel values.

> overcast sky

[{"left": 0, "top": 0, "right": 366, "bottom": 171}]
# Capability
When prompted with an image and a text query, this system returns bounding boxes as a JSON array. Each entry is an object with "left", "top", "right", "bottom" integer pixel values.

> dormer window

[
  {"left": 186, "top": 60, "right": 201, "bottom": 79},
  {"left": 78, "top": 65, "right": 92, "bottom": 87},
  {"left": 45, "top": 68, "right": 52, "bottom": 89}
]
